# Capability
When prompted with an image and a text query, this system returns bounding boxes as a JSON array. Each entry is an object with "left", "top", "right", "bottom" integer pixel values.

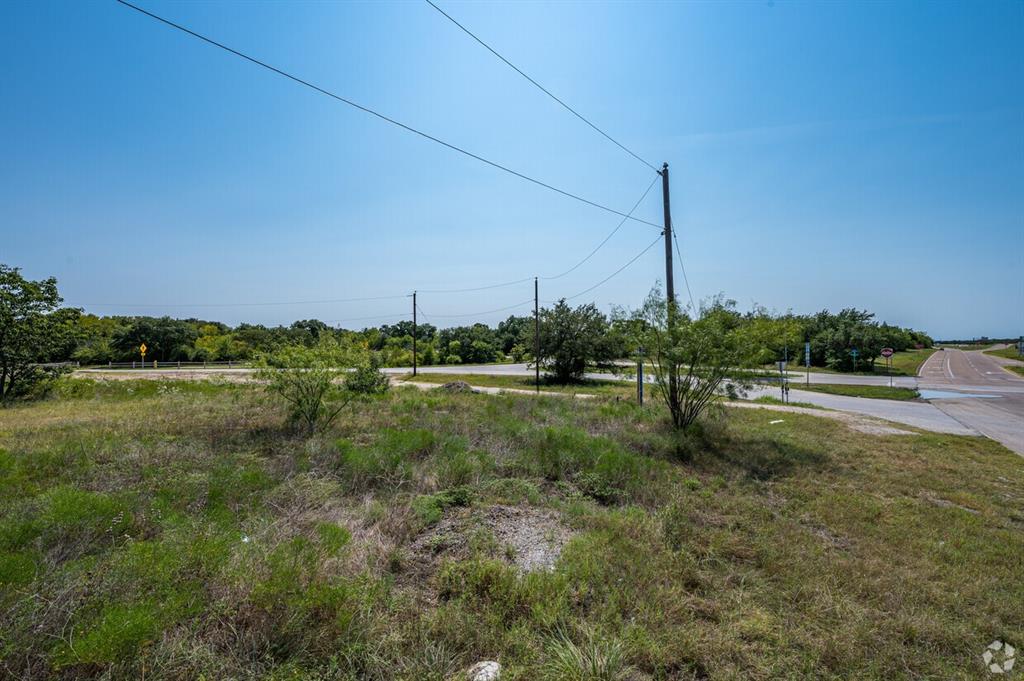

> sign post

[
  {"left": 777, "top": 360, "right": 788, "bottom": 403},
  {"left": 804, "top": 341, "right": 811, "bottom": 386},
  {"left": 636, "top": 347, "right": 644, "bottom": 406},
  {"left": 881, "top": 347, "right": 894, "bottom": 387},
  {"left": 140, "top": 343, "right": 147, "bottom": 369},
  {"left": 851, "top": 348, "right": 859, "bottom": 372}
]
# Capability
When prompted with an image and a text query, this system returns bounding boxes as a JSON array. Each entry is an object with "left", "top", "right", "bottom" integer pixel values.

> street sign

[
  {"left": 140, "top": 343, "right": 147, "bottom": 354},
  {"left": 804, "top": 341, "right": 811, "bottom": 366},
  {"left": 881, "top": 347, "right": 894, "bottom": 358},
  {"left": 850, "top": 348, "right": 859, "bottom": 357}
]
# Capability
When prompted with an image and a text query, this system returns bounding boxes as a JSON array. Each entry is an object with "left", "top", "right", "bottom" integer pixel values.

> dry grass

[{"left": 0, "top": 377, "right": 1022, "bottom": 680}]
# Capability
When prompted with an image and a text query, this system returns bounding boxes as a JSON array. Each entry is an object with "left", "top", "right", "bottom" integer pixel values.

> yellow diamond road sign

[{"left": 140, "top": 343, "right": 147, "bottom": 354}]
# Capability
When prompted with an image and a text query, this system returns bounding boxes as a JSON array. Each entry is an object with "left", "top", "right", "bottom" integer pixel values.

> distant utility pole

[
  {"left": 534, "top": 277, "right": 540, "bottom": 393},
  {"left": 412, "top": 291, "right": 417, "bottom": 377},
  {"left": 661, "top": 163, "right": 674, "bottom": 313}
]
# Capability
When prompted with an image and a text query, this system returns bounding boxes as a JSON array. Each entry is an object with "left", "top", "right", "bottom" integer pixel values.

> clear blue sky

[{"left": 2, "top": 0, "right": 1021, "bottom": 339}]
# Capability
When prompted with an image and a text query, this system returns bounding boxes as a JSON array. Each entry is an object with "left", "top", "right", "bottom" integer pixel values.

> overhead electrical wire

[
  {"left": 672, "top": 226, "right": 696, "bottom": 312},
  {"left": 71, "top": 293, "right": 411, "bottom": 308},
  {"left": 418, "top": 276, "right": 534, "bottom": 294},
  {"left": 541, "top": 174, "right": 659, "bottom": 281},
  {"left": 324, "top": 311, "right": 411, "bottom": 325},
  {"left": 419, "top": 174, "right": 658, "bottom": 294},
  {"left": 115, "top": 0, "right": 662, "bottom": 230},
  {"left": 424, "top": 0, "right": 658, "bottom": 173},
  {"left": 417, "top": 298, "right": 535, "bottom": 319},
  {"left": 561, "top": 232, "right": 663, "bottom": 301}
]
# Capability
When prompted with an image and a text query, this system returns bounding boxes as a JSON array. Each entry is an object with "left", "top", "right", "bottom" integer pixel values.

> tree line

[{"left": 2, "top": 263, "right": 933, "bottom": 403}]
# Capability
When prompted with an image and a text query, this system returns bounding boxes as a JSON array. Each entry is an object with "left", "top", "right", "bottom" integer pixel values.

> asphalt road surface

[{"left": 916, "top": 347, "right": 1024, "bottom": 455}]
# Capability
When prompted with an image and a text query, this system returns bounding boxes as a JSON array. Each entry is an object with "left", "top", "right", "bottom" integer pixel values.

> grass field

[
  {"left": 1, "top": 378, "right": 1022, "bottom": 680},
  {"left": 985, "top": 346, "right": 1024, "bottom": 361},
  {"left": 789, "top": 384, "right": 920, "bottom": 401},
  {"left": 400, "top": 372, "right": 635, "bottom": 398},
  {"left": 983, "top": 347, "right": 1024, "bottom": 376}
]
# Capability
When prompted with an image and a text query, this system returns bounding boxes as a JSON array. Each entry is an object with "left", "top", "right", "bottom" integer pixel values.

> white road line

[{"left": 946, "top": 354, "right": 955, "bottom": 379}]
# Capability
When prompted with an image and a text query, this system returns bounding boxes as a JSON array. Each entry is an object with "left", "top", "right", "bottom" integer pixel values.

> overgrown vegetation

[
  {"left": 626, "top": 291, "right": 759, "bottom": 431},
  {"left": 257, "top": 339, "right": 388, "bottom": 434},
  {"left": 2, "top": 376, "right": 1020, "bottom": 679}
]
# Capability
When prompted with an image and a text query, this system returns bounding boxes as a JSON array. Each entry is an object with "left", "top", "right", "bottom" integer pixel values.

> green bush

[
  {"left": 335, "top": 430, "right": 437, "bottom": 490},
  {"left": 412, "top": 487, "right": 473, "bottom": 526},
  {"left": 519, "top": 426, "right": 652, "bottom": 504},
  {"left": 344, "top": 356, "right": 390, "bottom": 395}
]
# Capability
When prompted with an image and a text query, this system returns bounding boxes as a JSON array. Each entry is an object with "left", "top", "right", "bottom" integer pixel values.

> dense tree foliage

[
  {"left": 2, "top": 263, "right": 935, "bottom": 385},
  {"left": 0, "top": 265, "right": 80, "bottom": 402},
  {"left": 533, "top": 300, "right": 622, "bottom": 382}
]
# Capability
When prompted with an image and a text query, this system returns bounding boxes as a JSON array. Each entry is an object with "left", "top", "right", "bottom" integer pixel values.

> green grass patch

[
  {"left": 985, "top": 346, "right": 1024, "bottom": 361},
  {"left": 792, "top": 383, "right": 920, "bottom": 400},
  {"left": 0, "top": 378, "right": 1021, "bottom": 679},
  {"left": 400, "top": 372, "right": 635, "bottom": 397}
]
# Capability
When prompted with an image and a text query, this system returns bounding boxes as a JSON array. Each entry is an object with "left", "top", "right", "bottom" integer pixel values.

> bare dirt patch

[{"left": 411, "top": 504, "right": 573, "bottom": 573}]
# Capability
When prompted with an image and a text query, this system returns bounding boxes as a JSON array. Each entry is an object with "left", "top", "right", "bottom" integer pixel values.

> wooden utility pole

[
  {"left": 412, "top": 291, "right": 417, "bottom": 377},
  {"left": 661, "top": 162, "right": 674, "bottom": 312},
  {"left": 534, "top": 277, "right": 540, "bottom": 393}
]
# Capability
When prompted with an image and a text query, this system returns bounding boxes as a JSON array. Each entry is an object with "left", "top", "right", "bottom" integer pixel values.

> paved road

[{"left": 915, "top": 347, "right": 1024, "bottom": 454}]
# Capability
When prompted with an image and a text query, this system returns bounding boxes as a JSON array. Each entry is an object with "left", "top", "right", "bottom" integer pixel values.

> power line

[
  {"left": 541, "top": 174, "right": 658, "bottom": 281},
  {"left": 418, "top": 277, "right": 534, "bottom": 294},
  {"left": 424, "top": 0, "right": 658, "bottom": 173},
  {"left": 421, "top": 174, "right": 658, "bottom": 293},
  {"left": 672, "top": 226, "right": 696, "bottom": 312},
  {"left": 562, "top": 232, "right": 663, "bottom": 301},
  {"left": 325, "top": 311, "right": 411, "bottom": 325},
  {"left": 116, "top": 0, "right": 662, "bottom": 230},
  {"left": 70, "top": 293, "right": 411, "bottom": 308},
  {"left": 419, "top": 298, "right": 534, "bottom": 319}
]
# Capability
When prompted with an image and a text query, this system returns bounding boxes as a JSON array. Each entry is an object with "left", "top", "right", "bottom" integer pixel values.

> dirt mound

[
  {"left": 440, "top": 381, "right": 475, "bottom": 393},
  {"left": 411, "top": 505, "right": 572, "bottom": 573}
]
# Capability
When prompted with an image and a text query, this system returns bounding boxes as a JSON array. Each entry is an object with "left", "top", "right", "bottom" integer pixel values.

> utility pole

[
  {"left": 534, "top": 277, "right": 540, "bottom": 393},
  {"left": 661, "top": 162, "right": 677, "bottom": 408},
  {"left": 661, "top": 162, "right": 674, "bottom": 313},
  {"left": 412, "top": 291, "right": 417, "bottom": 377}
]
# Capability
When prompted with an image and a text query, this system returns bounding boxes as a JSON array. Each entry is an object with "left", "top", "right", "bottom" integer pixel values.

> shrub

[
  {"left": 258, "top": 339, "right": 364, "bottom": 434},
  {"left": 543, "top": 630, "right": 632, "bottom": 681},
  {"left": 534, "top": 300, "right": 620, "bottom": 383},
  {"left": 344, "top": 355, "right": 390, "bottom": 395},
  {"left": 412, "top": 487, "right": 473, "bottom": 526}
]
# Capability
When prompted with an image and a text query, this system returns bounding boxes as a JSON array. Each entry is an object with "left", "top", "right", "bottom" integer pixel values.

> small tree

[
  {"left": 257, "top": 338, "right": 362, "bottom": 434},
  {"left": 533, "top": 299, "right": 619, "bottom": 383},
  {"left": 0, "top": 265, "right": 79, "bottom": 403},
  {"left": 627, "top": 290, "right": 759, "bottom": 431}
]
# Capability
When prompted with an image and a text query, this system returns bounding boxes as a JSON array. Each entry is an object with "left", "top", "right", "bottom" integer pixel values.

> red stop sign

[{"left": 881, "top": 348, "right": 894, "bottom": 358}]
